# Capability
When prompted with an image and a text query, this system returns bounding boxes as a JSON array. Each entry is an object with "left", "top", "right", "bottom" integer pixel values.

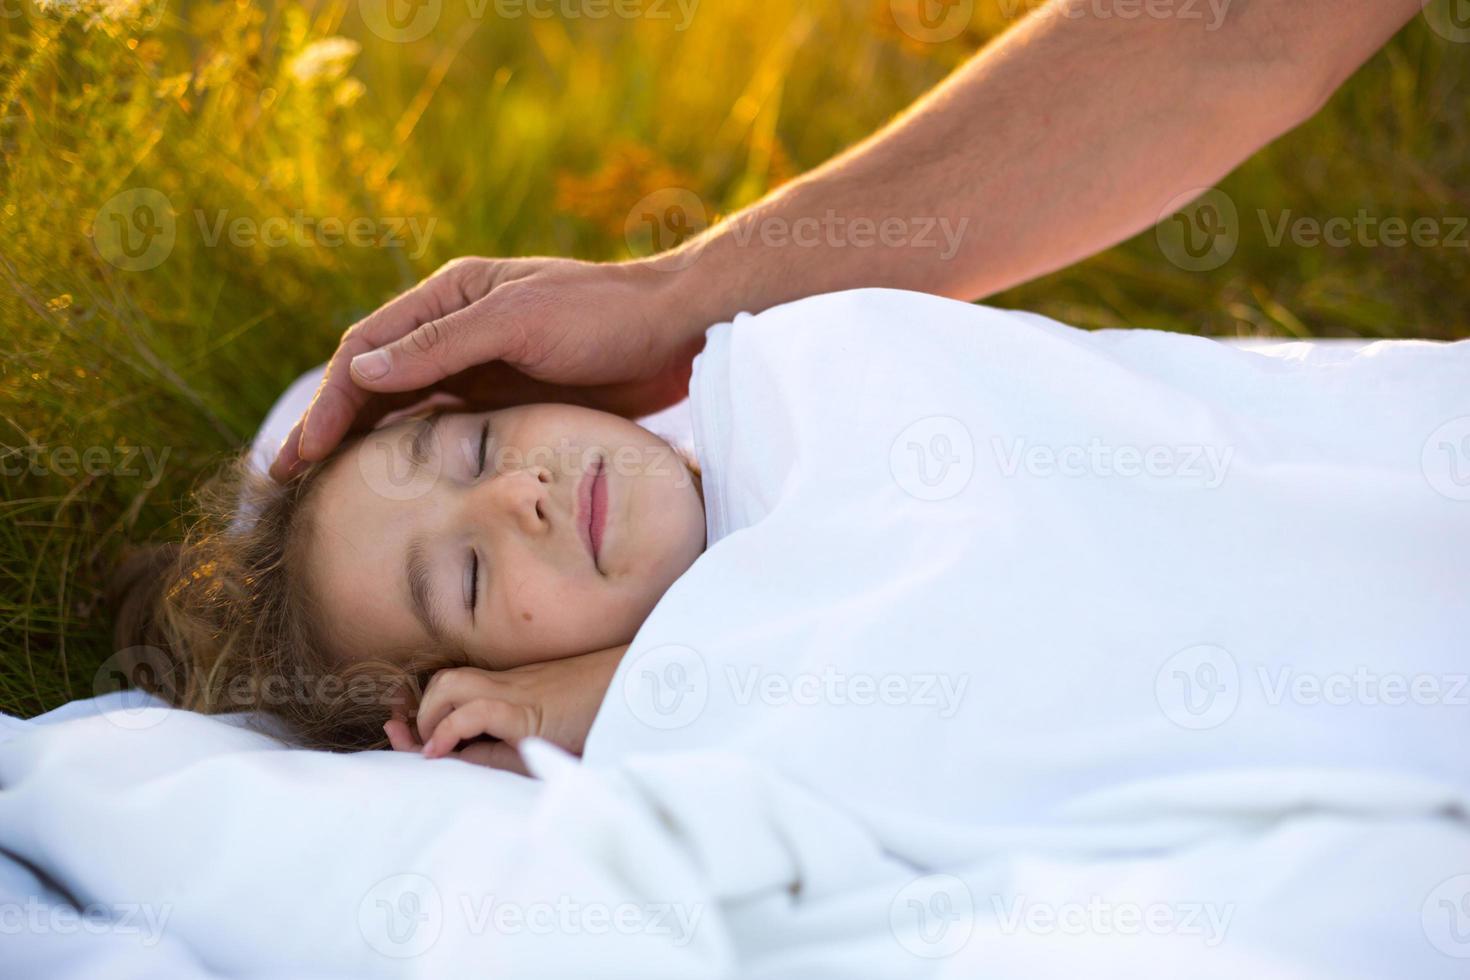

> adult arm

[
  {"left": 273, "top": 0, "right": 1420, "bottom": 479},
  {"left": 673, "top": 0, "right": 1422, "bottom": 318}
]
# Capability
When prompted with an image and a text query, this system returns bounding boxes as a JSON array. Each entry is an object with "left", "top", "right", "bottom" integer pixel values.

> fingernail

[
  {"left": 294, "top": 420, "right": 316, "bottom": 460},
  {"left": 352, "top": 350, "right": 391, "bottom": 380}
]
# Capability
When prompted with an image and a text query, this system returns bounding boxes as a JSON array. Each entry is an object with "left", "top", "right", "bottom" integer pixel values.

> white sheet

[
  {"left": 4, "top": 289, "right": 1468, "bottom": 977},
  {"left": 4, "top": 697, "right": 1467, "bottom": 978},
  {"left": 589, "top": 288, "right": 1470, "bottom": 864}
]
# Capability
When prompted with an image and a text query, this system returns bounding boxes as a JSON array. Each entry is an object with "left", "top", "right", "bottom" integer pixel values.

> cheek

[
  {"left": 641, "top": 482, "right": 702, "bottom": 574},
  {"left": 500, "top": 571, "right": 557, "bottom": 627},
  {"left": 500, "top": 570, "right": 611, "bottom": 644}
]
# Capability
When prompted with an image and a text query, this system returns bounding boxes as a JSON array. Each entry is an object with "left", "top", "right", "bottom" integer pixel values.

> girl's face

[{"left": 304, "top": 404, "right": 705, "bottom": 669}]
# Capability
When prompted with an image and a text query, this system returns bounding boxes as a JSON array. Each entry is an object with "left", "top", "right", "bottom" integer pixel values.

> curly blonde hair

[{"left": 109, "top": 446, "right": 465, "bottom": 751}]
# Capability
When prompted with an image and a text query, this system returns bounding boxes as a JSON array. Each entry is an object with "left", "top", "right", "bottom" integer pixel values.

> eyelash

[
  {"left": 467, "top": 550, "right": 479, "bottom": 615},
  {"left": 468, "top": 419, "right": 491, "bottom": 614}
]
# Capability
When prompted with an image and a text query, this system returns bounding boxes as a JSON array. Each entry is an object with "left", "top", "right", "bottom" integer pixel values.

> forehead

[{"left": 300, "top": 442, "right": 432, "bottom": 660}]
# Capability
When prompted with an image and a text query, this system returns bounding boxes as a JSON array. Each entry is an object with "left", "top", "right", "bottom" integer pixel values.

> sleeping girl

[
  {"left": 112, "top": 401, "right": 707, "bottom": 772},
  {"left": 111, "top": 286, "right": 1468, "bottom": 795}
]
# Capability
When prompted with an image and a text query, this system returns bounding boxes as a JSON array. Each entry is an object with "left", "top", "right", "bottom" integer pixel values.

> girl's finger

[
  {"left": 415, "top": 668, "right": 500, "bottom": 745},
  {"left": 422, "top": 699, "right": 534, "bottom": 759},
  {"left": 383, "top": 717, "right": 422, "bottom": 752}
]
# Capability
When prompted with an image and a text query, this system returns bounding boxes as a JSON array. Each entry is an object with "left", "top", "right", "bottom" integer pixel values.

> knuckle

[
  {"left": 421, "top": 668, "right": 457, "bottom": 699},
  {"left": 436, "top": 257, "right": 494, "bottom": 304},
  {"left": 435, "top": 256, "right": 472, "bottom": 278},
  {"left": 437, "top": 667, "right": 473, "bottom": 691},
  {"left": 341, "top": 315, "right": 388, "bottom": 356},
  {"left": 408, "top": 318, "right": 446, "bottom": 357}
]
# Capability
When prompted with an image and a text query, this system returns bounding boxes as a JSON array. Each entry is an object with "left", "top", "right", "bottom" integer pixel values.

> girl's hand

[{"left": 382, "top": 644, "right": 627, "bottom": 775}]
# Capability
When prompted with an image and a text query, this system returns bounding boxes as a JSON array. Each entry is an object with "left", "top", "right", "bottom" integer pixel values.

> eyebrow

[
  {"left": 406, "top": 411, "right": 444, "bottom": 475},
  {"left": 405, "top": 538, "right": 449, "bottom": 645}
]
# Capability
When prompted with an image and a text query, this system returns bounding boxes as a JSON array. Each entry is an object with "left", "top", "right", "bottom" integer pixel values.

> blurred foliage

[{"left": 0, "top": 0, "right": 1466, "bottom": 715}]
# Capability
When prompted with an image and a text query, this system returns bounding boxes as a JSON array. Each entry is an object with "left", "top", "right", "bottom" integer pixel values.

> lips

[{"left": 577, "top": 456, "right": 607, "bottom": 570}]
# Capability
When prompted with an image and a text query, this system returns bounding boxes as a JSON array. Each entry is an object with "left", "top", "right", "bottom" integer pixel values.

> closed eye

[
  {"left": 465, "top": 549, "right": 479, "bottom": 615},
  {"left": 466, "top": 420, "right": 491, "bottom": 619}
]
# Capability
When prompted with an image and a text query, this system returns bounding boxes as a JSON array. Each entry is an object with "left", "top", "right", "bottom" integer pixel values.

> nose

[{"left": 464, "top": 463, "right": 554, "bottom": 537}]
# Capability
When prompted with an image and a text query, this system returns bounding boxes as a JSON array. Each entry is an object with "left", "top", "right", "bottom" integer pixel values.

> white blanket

[
  {"left": 589, "top": 289, "right": 1470, "bottom": 865},
  {"left": 4, "top": 698, "right": 1466, "bottom": 978},
  {"left": 4, "top": 289, "right": 1468, "bottom": 977}
]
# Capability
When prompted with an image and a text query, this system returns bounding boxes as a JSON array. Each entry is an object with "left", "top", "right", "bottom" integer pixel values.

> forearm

[{"left": 659, "top": 0, "right": 1420, "bottom": 327}]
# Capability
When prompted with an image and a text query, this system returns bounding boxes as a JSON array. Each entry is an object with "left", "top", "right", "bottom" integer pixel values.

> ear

[{"left": 371, "top": 391, "right": 470, "bottom": 430}]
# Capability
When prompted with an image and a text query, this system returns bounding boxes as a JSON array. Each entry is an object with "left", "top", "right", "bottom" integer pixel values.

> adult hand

[{"left": 270, "top": 256, "right": 708, "bottom": 480}]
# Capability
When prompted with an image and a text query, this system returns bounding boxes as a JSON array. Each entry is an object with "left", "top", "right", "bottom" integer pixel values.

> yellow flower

[
  {"left": 333, "top": 78, "right": 366, "bottom": 109},
  {"left": 288, "top": 37, "right": 361, "bottom": 85}
]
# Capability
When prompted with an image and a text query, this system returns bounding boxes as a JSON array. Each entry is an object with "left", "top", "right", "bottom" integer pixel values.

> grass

[{"left": 1, "top": 0, "right": 1466, "bottom": 718}]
